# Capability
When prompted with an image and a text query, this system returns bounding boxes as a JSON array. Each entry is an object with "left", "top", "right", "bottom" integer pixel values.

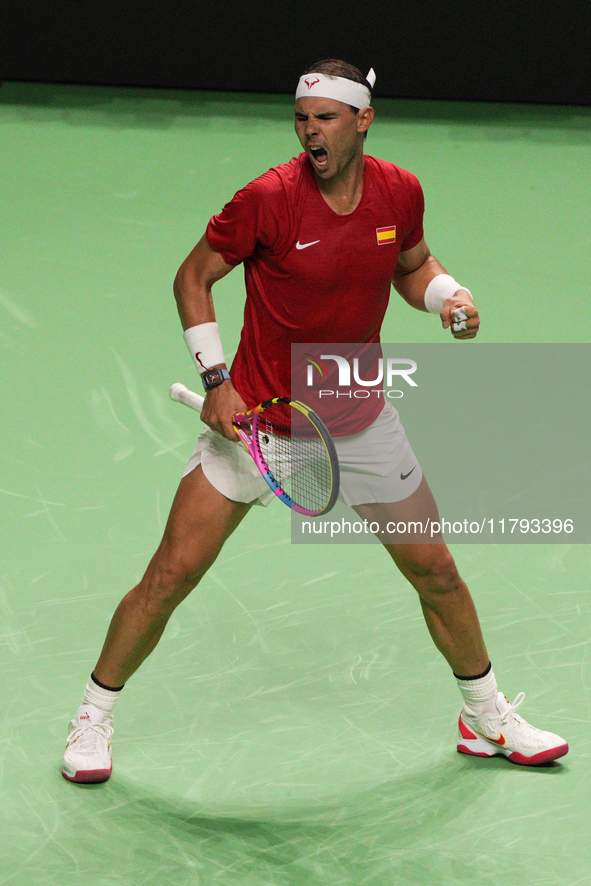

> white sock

[
  {"left": 456, "top": 665, "right": 498, "bottom": 714},
  {"left": 82, "top": 675, "right": 123, "bottom": 716}
]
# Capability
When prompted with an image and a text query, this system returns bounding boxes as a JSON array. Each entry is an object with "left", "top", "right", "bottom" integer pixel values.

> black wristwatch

[{"left": 202, "top": 368, "right": 231, "bottom": 391}]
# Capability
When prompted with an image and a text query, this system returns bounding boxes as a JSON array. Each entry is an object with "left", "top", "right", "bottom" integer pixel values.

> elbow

[{"left": 173, "top": 260, "right": 190, "bottom": 306}]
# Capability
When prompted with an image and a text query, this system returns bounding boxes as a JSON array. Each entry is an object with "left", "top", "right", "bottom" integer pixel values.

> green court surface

[{"left": 1, "top": 82, "right": 591, "bottom": 885}]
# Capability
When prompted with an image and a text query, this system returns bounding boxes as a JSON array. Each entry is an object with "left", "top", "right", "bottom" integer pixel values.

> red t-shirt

[{"left": 206, "top": 153, "right": 424, "bottom": 434}]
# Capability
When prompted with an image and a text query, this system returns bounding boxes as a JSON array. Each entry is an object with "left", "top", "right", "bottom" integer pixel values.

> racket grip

[{"left": 169, "top": 383, "right": 205, "bottom": 412}]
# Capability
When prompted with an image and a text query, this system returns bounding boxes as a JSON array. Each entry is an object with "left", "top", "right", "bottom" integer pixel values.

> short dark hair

[{"left": 302, "top": 59, "right": 373, "bottom": 113}]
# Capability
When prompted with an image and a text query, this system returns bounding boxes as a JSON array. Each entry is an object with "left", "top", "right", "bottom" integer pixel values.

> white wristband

[
  {"left": 183, "top": 322, "right": 226, "bottom": 375},
  {"left": 424, "top": 274, "right": 472, "bottom": 314}
]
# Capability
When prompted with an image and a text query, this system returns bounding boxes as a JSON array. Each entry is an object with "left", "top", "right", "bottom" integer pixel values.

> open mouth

[{"left": 309, "top": 145, "right": 328, "bottom": 168}]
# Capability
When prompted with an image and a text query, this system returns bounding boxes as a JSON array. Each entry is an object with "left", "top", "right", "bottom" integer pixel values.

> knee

[
  {"left": 132, "top": 550, "right": 215, "bottom": 618},
  {"left": 154, "top": 550, "right": 215, "bottom": 591},
  {"left": 399, "top": 548, "right": 461, "bottom": 596}
]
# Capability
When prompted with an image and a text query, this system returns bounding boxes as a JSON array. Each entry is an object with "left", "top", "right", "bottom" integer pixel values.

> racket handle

[{"left": 169, "top": 383, "right": 205, "bottom": 412}]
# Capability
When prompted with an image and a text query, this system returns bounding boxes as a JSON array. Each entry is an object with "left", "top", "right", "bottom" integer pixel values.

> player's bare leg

[
  {"left": 94, "top": 465, "right": 253, "bottom": 687},
  {"left": 385, "top": 541, "right": 489, "bottom": 677},
  {"left": 354, "top": 476, "right": 488, "bottom": 676},
  {"left": 62, "top": 466, "right": 252, "bottom": 783},
  {"left": 353, "top": 478, "right": 568, "bottom": 764}
]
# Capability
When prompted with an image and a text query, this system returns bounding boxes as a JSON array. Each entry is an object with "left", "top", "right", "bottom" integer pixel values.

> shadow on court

[{"left": 45, "top": 756, "right": 567, "bottom": 886}]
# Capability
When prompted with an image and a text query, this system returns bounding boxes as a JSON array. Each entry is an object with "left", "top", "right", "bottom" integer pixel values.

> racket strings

[{"left": 256, "top": 402, "right": 334, "bottom": 513}]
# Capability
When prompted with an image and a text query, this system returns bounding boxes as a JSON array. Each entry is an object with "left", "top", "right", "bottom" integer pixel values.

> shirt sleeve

[
  {"left": 399, "top": 172, "right": 425, "bottom": 253},
  {"left": 206, "top": 171, "right": 281, "bottom": 266}
]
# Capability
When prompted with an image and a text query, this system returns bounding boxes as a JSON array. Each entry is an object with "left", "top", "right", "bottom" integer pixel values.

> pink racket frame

[{"left": 168, "top": 385, "right": 338, "bottom": 516}]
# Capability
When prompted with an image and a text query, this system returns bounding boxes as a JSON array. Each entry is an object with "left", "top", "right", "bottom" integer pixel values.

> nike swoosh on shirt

[
  {"left": 400, "top": 466, "right": 416, "bottom": 480},
  {"left": 296, "top": 240, "right": 320, "bottom": 250}
]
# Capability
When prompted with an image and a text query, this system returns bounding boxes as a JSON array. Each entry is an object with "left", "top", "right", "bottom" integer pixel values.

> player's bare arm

[
  {"left": 174, "top": 234, "right": 246, "bottom": 439},
  {"left": 392, "top": 237, "right": 480, "bottom": 339}
]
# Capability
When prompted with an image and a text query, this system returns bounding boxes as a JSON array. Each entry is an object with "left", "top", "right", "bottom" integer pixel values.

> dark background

[{"left": 2, "top": 0, "right": 591, "bottom": 104}]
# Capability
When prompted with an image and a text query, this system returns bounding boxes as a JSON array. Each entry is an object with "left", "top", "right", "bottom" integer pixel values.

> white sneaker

[
  {"left": 458, "top": 691, "right": 569, "bottom": 766},
  {"left": 62, "top": 703, "right": 114, "bottom": 783}
]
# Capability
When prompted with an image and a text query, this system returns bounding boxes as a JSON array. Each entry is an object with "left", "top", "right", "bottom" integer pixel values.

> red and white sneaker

[
  {"left": 62, "top": 704, "right": 114, "bottom": 783},
  {"left": 458, "top": 691, "right": 569, "bottom": 766}
]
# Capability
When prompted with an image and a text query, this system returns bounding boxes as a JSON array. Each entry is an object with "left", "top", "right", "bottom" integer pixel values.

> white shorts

[{"left": 182, "top": 402, "right": 423, "bottom": 507}]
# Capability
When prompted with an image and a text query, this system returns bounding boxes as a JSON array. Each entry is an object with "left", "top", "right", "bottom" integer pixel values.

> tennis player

[{"left": 62, "top": 60, "right": 568, "bottom": 783}]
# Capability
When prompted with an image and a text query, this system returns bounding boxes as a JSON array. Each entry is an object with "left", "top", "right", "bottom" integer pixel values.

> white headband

[{"left": 295, "top": 68, "right": 376, "bottom": 108}]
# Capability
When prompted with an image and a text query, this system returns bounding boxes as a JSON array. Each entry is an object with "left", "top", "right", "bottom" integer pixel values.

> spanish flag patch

[{"left": 376, "top": 225, "right": 396, "bottom": 245}]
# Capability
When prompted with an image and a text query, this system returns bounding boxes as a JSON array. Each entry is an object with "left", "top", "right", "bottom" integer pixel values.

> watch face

[{"left": 203, "top": 368, "right": 229, "bottom": 390}]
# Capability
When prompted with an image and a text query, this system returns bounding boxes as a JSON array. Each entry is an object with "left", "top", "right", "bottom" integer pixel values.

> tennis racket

[{"left": 169, "top": 383, "right": 340, "bottom": 516}]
